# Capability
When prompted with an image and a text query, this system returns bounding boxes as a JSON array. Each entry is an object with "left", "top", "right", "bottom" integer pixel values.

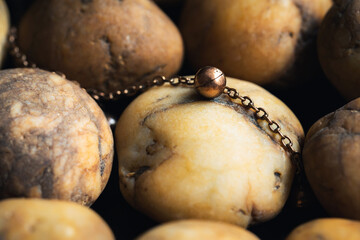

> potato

[
  {"left": 303, "top": 98, "right": 360, "bottom": 219},
  {"left": 136, "top": 220, "right": 260, "bottom": 240},
  {"left": 0, "top": 0, "right": 9, "bottom": 68},
  {"left": 180, "top": 0, "right": 332, "bottom": 87},
  {"left": 18, "top": 0, "right": 183, "bottom": 93},
  {"left": 0, "top": 68, "right": 113, "bottom": 206},
  {"left": 286, "top": 218, "right": 360, "bottom": 240},
  {"left": 115, "top": 77, "right": 304, "bottom": 227},
  {"left": 0, "top": 198, "right": 115, "bottom": 240},
  {"left": 318, "top": 0, "right": 360, "bottom": 100}
]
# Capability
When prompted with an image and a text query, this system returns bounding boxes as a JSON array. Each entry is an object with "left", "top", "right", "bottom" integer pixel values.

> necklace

[{"left": 7, "top": 26, "right": 306, "bottom": 208}]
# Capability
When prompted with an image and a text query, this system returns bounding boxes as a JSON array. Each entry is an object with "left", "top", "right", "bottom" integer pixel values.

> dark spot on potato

[
  {"left": 315, "top": 234, "right": 326, "bottom": 240},
  {"left": 274, "top": 171, "right": 282, "bottom": 190},
  {"left": 130, "top": 166, "right": 150, "bottom": 179},
  {"left": 238, "top": 209, "right": 246, "bottom": 215},
  {"left": 251, "top": 206, "right": 266, "bottom": 222},
  {"left": 146, "top": 141, "right": 160, "bottom": 155},
  {"left": 213, "top": 95, "right": 280, "bottom": 147},
  {"left": 155, "top": 95, "right": 171, "bottom": 103},
  {"left": 81, "top": 0, "right": 92, "bottom": 3}
]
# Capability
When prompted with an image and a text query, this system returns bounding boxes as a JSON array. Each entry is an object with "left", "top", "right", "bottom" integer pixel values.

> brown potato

[
  {"left": 0, "top": 198, "right": 115, "bottom": 240},
  {"left": 0, "top": 68, "right": 113, "bottom": 206},
  {"left": 136, "top": 220, "right": 260, "bottom": 240},
  {"left": 18, "top": 0, "right": 183, "bottom": 93},
  {"left": 303, "top": 98, "right": 360, "bottom": 219},
  {"left": 180, "top": 0, "right": 332, "bottom": 87},
  {"left": 286, "top": 218, "right": 360, "bottom": 240},
  {"left": 0, "top": 0, "right": 9, "bottom": 68},
  {"left": 115, "top": 77, "right": 304, "bottom": 227},
  {"left": 318, "top": 0, "right": 360, "bottom": 100}
]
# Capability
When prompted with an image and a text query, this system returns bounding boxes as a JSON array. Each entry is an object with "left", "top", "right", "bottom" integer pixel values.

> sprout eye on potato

[
  {"left": 115, "top": 77, "right": 304, "bottom": 227},
  {"left": 0, "top": 68, "right": 114, "bottom": 206},
  {"left": 0, "top": 0, "right": 9, "bottom": 68},
  {"left": 18, "top": 0, "right": 184, "bottom": 93},
  {"left": 180, "top": 0, "right": 332, "bottom": 88}
]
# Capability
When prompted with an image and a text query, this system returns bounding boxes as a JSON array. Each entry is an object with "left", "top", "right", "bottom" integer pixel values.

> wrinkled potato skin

[
  {"left": 136, "top": 220, "right": 260, "bottom": 240},
  {"left": 19, "top": 0, "right": 183, "bottom": 93},
  {"left": 0, "top": 68, "right": 113, "bottom": 206},
  {"left": 303, "top": 98, "right": 360, "bottom": 219},
  {"left": 116, "top": 77, "right": 304, "bottom": 227},
  {"left": 286, "top": 218, "right": 360, "bottom": 240},
  {"left": 0, "top": 0, "right": 9, "bottom": 68},
  {"left": 318, "top": 0, "right": 360, "bottom": 100},
  {"left": 0, "top": 198, "right": 115, "bottom": 240},
  {"left": 180, "top": 0, "right": 332, "bottom": 87}
]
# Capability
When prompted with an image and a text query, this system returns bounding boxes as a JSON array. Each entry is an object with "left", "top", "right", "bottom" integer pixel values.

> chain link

[
  {"left": 8, "top": 26, "right": 305, "bottom": 207},
  {"left": 7, "top": 27, "right": 195, "bottom": 101},
  {"left": 8, "top": 27, "right": 300, "bottom": 157},
  {"left": 224, "top": 86, "right": 299, "bottom": 157}
]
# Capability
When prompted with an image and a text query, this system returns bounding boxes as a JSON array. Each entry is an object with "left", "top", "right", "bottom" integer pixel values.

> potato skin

[
  {"left": 180, "top": 0, "right": 332, "bottom": 87},
  {"left": 303, "top": 98, "right": 360, "bottom": 219},
  {"left": 18, "top": 0, "right": 183, "bottom": 93},
  {"left": 0, "top": 0, "right": 9, "bottom": 68},
  {"left": 136, "top": 220, "right": 260, "bottom": 240},
  {"left": 0, "top": 198, "right": 115, "bottom": 240},
  {"left": 0, "top": 68, "right": 113, "bottom": 206},
  {"left": 116, "top": 77, "right": 304, "bottom": 227},
  {"left": 286, "top": 218, "right": 360, "bottom": 240},
  {"left": 318, "top": 0, "right": 360, "bottom": 100}
]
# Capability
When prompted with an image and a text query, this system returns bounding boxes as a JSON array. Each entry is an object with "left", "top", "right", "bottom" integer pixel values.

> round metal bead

[{"left": 194, "top": 66, "right": 226, "bottom": 98}]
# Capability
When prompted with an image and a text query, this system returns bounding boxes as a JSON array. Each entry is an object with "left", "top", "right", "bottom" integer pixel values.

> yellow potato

[
  {"left": 303, "top": 98, "right": 360, "bottom": 219},
  {"left": 318, "top": 0, "right": 360, "bottom": 100},
  {"left": 0, "top": 198, "right": 115, "bottom": 240},
  {"left": 0, "top": 0, "right": 9, "bottom": 68},
  {"left": 180, "top": 0, "right": 332, "bottom": 87},
  {"left": 115, "top": 77, "right": 304, "bottom": 227},
  {"left": 286, "top": 218, "right": 360, "bottom": 240},
  {"left": 19, "top": 0, "right": 183, "bottom": 93},
  {"left": 0, "top": 68, "right": 113, "bottom": 206},
  {"left": 137, "top": 220, "right": 260, "bottom": 240}
]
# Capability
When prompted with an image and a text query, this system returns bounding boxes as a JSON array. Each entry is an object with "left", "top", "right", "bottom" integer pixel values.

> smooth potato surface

[
  {"left": 0, "top": 0, "right": 9, "bottom": 68},
  {"left": 137, "top": 220, "right": 260, "bottom": 240},
  {"left": 180, "top": 0, "right": 332, "bottom": 87},
  {"left": 0, "top": 198, "right": 115, "bottom": 240},
  {"left": 286, "top": 218, "right": 360, "bottom": 240},
  {"left": 116, "top": 77, "right": 304, "bottom": 227}
]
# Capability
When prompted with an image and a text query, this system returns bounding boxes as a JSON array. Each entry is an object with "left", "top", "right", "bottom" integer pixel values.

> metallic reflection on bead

[{"left": 194, "top": 66, "right": 226, "bottom": 98}]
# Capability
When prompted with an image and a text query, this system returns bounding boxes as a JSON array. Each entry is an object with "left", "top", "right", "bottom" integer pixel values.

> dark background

[{"left": 2, "top": 0, "right": 347, "bottom": 239}]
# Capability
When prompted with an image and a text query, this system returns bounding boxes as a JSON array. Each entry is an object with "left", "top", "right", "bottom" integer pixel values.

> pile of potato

[{"left": 0, "top": 0, "right": 359, "bottom": 239}]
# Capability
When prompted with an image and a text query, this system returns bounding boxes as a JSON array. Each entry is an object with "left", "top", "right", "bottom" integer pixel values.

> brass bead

[{"left": 194, "top": 66, "right": 226, "bottom": 98}]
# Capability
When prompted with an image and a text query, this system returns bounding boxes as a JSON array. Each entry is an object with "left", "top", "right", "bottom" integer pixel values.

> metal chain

[
  {"left": 8, "top": 26, "right": 300, "bottom": 154},
  {"left": 7, "top": 27, "right": 195, "bottom": 101},
  {"left": 8, "top": 26, "right": 306, "bottom": 207},
  {"left": 7, "top": 26, "right": 300, "bottom": 160},
  {"left": 87, "top": 75, "right": 195, "bottom": 101},
  {"left": 8, "top": 27, "right": 37, "bottom": 68},
  {"left": 224, "top": 86, "right": 302, "bottom": 172}
]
